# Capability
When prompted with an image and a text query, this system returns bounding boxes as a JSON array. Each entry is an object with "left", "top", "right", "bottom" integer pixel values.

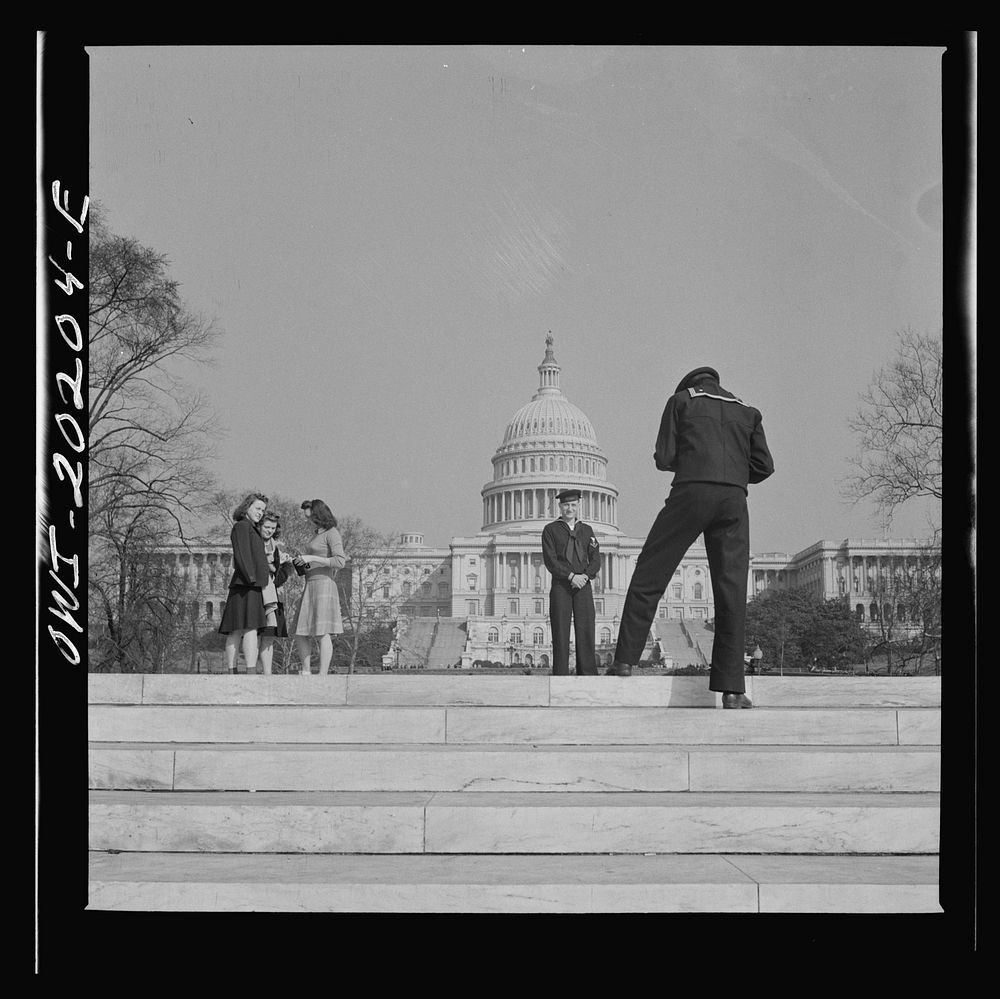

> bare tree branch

[
  {"left": 88, "top": 205, "right": 221, "bottom": 670},
  {"left": 845, "top": 328, "right": 943, "bottom": 523}
]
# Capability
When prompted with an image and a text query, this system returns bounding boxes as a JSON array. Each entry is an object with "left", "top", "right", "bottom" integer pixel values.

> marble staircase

[
  {"left": 653, "top": 621, "right": 701, "bottom": 666},
  {"left": 425, "top": 617, "right": 468, "bottom": 669},
  {"left": 88, "top": 674, "right": 941, "bottom": 913}
]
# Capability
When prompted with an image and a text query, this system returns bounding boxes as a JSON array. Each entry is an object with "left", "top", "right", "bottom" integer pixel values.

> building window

[
  {"left": 402, "top": 582, "right": 411, "bottom": 597},
  {"left": 383, "top": 586, "right": 390, "bottom": 598},
  {"left": 438, "top": 583, "right": 449, "bottom": 597},
  {"left": 509, "top": 628, "right": 522, "bottom": 644},
  {"left": 467, "top": 600, "right": 479, "bottom": 615},
  {"left": 693, "top": 583, "right": 703, "bottom": 600},
  {"left": 206, "top": 601, "right": 213, "bottom": 619},
  {"left": 594, "top": 600, "right": 604, "bottom": 614},
  {"left": 659, "top": 607, "right": 667, "bottom": 618},
  {"left": 599, "top": 627, "right": 612, "bottom": 645},
  {"left": 533, "top": 628, "right": 544, "bottom": 645},
  {"left": 672, "top": 584, "right": 682, "bottom": 599},
  {"left": 366, "top": 586, "right": 374, "bottom": 598},
  {"left": 509, "top": 599, "right": 519, "bottom": 616},
  {"left": 488, "top": 628, "right": 499, "bottom": 642},
  {"left": 534, "top": 599, "right": 543, "bottom": 615}
]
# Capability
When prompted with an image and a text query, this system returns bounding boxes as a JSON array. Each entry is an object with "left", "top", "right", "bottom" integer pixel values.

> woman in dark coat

[
  {"left": 256, "top": 511, "right": 295, "bottom": 674},
  {"left": 218, "top": 493, "right": 271, "bottom": 674}
]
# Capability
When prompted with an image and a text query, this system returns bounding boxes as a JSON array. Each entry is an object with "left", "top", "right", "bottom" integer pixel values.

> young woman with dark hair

[
  {"left": 256, "top": 511, "right": 295, "bottom": 674},
  {"left": 292, "top": 498, "right": 346, "bottom": 675},
  {"left": 218, "top": 492, "right": 271, "bottom": 673}
]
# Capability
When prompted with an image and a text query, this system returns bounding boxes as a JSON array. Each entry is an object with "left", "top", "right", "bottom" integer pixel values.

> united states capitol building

[{"left": 161, "top": 336, "right": 937, "bottom": 670}]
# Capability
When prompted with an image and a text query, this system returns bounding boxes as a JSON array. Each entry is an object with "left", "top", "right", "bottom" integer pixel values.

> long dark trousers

[
  {"left": 549, "top": 579, "right": 598, "bottom": 676},
  {"left": 614, "top": 482, "right": 750, "bottom": 693}
]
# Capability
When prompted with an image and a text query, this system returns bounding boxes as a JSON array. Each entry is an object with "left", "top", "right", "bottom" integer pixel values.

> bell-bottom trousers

[{"left": 613, "top": 482, "right": 751, "bottom": 693}]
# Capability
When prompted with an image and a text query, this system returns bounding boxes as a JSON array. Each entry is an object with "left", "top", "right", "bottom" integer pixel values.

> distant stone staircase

[
  {"left": 681, "top": 620, "right": 715, "bottom": 665},
  {"left": 395, "top": 618, "right": 436, "bottom": 668},
  {"left": 88, "top": 674, "right": 941, "bottom": 912},
  {"left": 426, "top": 617, "right": 468, "bottom": 669},
  {"left": 654, "top": 622, "right": 702, "bottom": 667}
]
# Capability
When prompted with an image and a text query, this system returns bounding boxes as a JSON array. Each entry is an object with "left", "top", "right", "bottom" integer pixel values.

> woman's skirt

[
  {"left": 293, "top": 572, "right": 344, "bottom": 636},
  {"left": 218, "top": 584, "right": 267, "bottom": 634},
  {"left": 258, "top": 600, "right": 289, "bottom": 639}
]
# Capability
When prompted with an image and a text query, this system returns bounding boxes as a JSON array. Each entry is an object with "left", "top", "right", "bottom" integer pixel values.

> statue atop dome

[{"left": 537, "top": 332, "right": 561, "bottom": 396}]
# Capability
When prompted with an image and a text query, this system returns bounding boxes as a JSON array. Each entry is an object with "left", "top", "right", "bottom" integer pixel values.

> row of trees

[{"left": 744, "top": 577, "right": 941, "bottom": 676}]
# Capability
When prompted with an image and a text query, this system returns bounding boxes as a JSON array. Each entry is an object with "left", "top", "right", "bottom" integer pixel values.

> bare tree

[
  {"left": 861, "top": 542, "right": 942, "bottom": 675},
  {"left": 89, "top": 506, "right": 192, "bottom": 671},
  {"left": 846, "top": 328, "right": 942, "bottom": 524},
  {"left": 335, "top": 516, "right": 407, "bottom": 673},
  {"left": 88, "top": 206, "right": 220, "bottom": 669},
  {"left": 89, "top": 204, "right": 218, "bottom": 531}
]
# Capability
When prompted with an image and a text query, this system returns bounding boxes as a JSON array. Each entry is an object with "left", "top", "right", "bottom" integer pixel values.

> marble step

[
  {"left": 89, "top": 704, "right": 940, "bottom": 746},
  {"left": 87, "top": 851, "right": 941, "bottom": 913},
  {"left": 89, "top": 742, "right": 941, "bottom": 793},
  {"left": 88, "top": 674, "right": 942, "bottom": 708},
  {"left": 89, "top": 790, "right": 940, "bottom": 855}
]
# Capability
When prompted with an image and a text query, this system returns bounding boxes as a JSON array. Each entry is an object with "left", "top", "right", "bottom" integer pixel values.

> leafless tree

[
  {"left": 846, "top": 328, "right": 942, "bottom": 525},
  {"left": 89, "top": 204, "right": 219, "bottom": 531},
  {"left": 88, "top": 206, "right": 220, "bottom": 669},
  {"left": 336, "top": 516, "right": 408, "bottom": 672},
  {"left": 861, "top": 542, "right": 942, "bottom": 675}
]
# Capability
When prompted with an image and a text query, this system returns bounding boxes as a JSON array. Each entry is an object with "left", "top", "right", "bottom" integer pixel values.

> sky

[{"left": 85, "top": 44, "right": 948, "bottom": 555}]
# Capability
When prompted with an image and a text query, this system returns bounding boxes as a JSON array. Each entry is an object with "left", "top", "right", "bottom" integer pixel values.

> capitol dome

[{"left": 481, "top": 335, "right": 620, "bottom": 534}]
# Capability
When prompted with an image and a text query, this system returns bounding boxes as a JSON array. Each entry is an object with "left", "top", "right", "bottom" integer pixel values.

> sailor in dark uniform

[
  {"left": 607, "top": 367, "right": 774, "bottom": 707},
  {"left": 542, "top": 489, "right": 601, "bottom": 676}
]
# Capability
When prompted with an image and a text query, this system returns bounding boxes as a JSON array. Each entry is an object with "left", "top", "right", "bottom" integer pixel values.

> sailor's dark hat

[
  {"left": 674, "top": 366, "right": 720, "bottom": 395},
  {"left": 556, "top": 488, "right": 581, "bottom": 502}
]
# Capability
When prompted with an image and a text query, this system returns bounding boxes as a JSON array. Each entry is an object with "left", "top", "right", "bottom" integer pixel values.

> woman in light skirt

[{"left": 293, "top": 499, "right": 347, "bottom": 675}]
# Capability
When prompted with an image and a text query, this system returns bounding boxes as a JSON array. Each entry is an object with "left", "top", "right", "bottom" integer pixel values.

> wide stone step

[
  {"left": 87, "top": 852, "right": 941, "bottom": 913},
  {"left": 89, "top": 704, "right": 940, "bottom": 745},
  {"left": 89, "top": 743, "right": 941, "bottom": 793},
  {"left": 89, "top": 790, "right": 940, "bottom": 854},
  {"left": 88, "top": 675, "right": 942, "bottom": 708}
]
